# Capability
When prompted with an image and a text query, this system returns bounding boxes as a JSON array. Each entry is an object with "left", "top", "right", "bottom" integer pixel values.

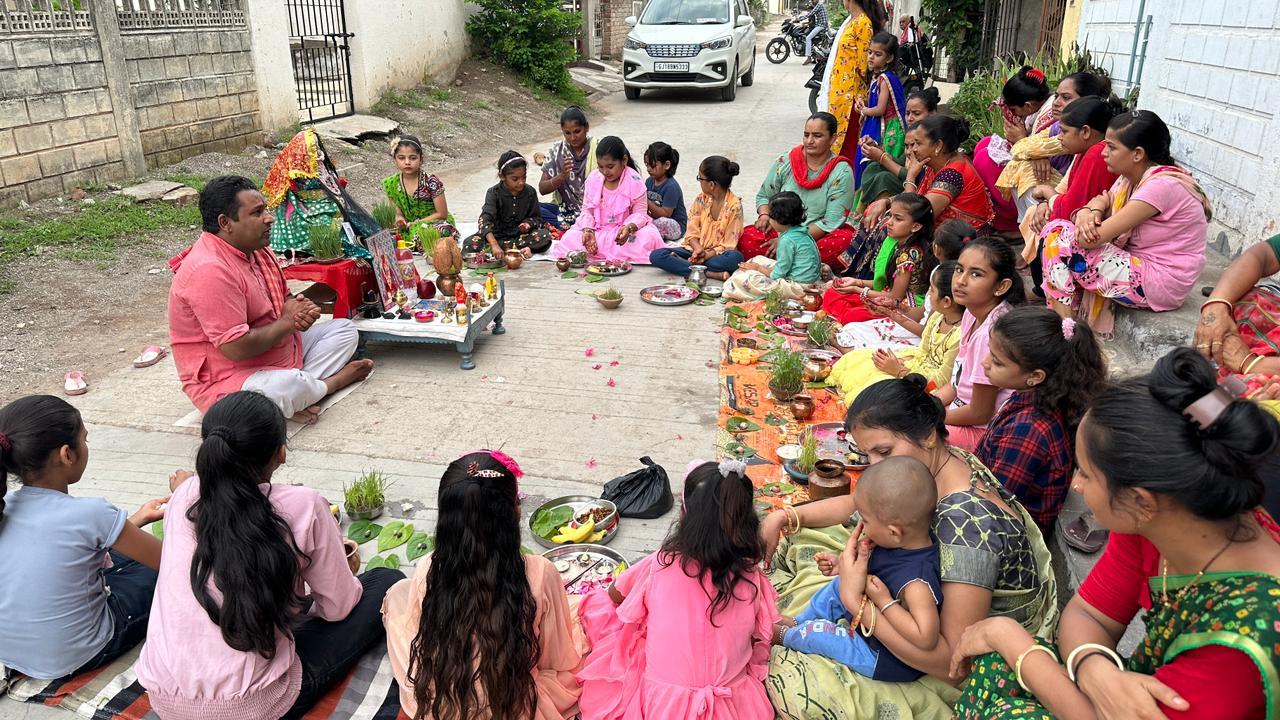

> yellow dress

[
  {"left": 829, "top": 311, "right": 961, "bottom": 403},
  {"left": 825, "top": 14, "right": 872, "bottom": 152}
]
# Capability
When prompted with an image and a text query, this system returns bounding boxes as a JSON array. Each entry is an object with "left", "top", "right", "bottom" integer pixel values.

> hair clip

[
  {"left": 500, "top": 154, "right": 526, "bottom": 171},
  {"left": 485, "top": 450, "right": 524, "bottom": 479},
  {"left": 718, "top": 458, "right": 748, "bottom": 478},
  {"left": 1026, "top": 68, "right": 1045, "bottom": 83},
  {"left": 1182, "top": 376, "right": 1247, "bottom": 430},
  {"left": 1061, "top": 317, "right": 1076, "bottom": 340},
  {"left": 466, "top": 461, "right": 504, "bottom": 479}
]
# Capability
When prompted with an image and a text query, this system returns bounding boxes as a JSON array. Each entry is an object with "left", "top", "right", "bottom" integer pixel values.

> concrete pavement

[{"left": 1, "top": 37, "right": 818, "bottom": 719}]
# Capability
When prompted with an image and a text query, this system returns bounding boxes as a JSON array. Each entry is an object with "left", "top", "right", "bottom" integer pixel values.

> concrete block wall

[
  {"left": 122, "top": 29, "right": 262, "bottom": 169},
  {"left": 600, "top": 0, "right": 635, "bottom": 59},
  {"left": 1075, "top": 0, "right": 1280, "bottom": 252},
  {"left": 0, "top": 34, "right": 125, "bottom": 206}
]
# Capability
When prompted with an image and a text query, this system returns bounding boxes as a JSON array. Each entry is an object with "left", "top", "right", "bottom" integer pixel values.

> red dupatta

[{"left": 789, "top": 146, "right": 850, "bottom": 190}]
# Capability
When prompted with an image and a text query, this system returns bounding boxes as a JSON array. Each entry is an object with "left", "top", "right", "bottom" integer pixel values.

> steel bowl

[{"left": 528, "top": 495, "right": 619, "bottom": 549}]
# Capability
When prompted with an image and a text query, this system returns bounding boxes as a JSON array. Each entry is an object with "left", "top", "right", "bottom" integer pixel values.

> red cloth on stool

[
  {"left": 282, "top": 259, "right": 376, "bottom": 319},
  {"left": 737, "top": 225, "right": 854, "bottom": 268}
]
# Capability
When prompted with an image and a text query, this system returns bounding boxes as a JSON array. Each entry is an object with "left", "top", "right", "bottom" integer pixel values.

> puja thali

[{"left": 640, "top": 284, "right": 699, "bottom": 306}]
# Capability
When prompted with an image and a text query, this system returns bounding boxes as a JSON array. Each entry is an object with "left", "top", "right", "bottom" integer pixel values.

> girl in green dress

[{"left": 383, "top": 135, "right": 457, "bottom": 252}]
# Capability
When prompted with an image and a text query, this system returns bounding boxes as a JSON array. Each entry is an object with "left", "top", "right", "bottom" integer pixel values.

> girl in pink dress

[
  {"left": 551, "top": 136, "right": 667, "bottom": 264},
  {"left": 576, "top": 460, "right": 779, "bottom": 720}
]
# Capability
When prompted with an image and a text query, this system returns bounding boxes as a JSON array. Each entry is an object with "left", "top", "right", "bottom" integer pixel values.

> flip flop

[
  {"left": 64, "top": 371, "right": 88, "bottom": 396},
  {"left": 132, "top": 344, "right": 168, "bottom": 368},
  {"left": 1062, "top": 513, "right": 1109, "bottom": 554}
]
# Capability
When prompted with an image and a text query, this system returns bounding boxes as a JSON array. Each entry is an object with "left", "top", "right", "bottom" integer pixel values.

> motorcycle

[
  {"left": 767, "top": 14, "right": 832, "bottom": 64},
  {"left": 805, "top": 45, "right": 828, "bottom": 113},
  {"left": 899, "top": 38, "right": 935, "bottom": 95}
]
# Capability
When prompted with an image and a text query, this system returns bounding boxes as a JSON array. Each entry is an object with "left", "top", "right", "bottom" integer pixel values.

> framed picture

[{"left": 366, "top": 229, "right": 402, "bottom": 311}]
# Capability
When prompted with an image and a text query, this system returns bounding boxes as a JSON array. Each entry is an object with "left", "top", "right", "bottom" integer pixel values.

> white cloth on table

[{"left": 241, "top": 319, "right": 358, "bottom": 417}]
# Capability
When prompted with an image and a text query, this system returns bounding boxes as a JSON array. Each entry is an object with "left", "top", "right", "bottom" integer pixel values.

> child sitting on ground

[
  {"left": 644, "top": 141, "right": 687, "bottom": 241},
  {"left": 725, "top": 191, "right": 822, "bottom": 300},
  {"left": 774, "top": 456, "right": 940, "bottom": 683},
  {"left": 650, "top": 155, "right": 746, "bottom": 278},
  {"left": 383, "top": 135, "right": 456, "bottom": 251},
  {"left": 462, "top": 150, "right": 553, "bottom": 258},
  {"left": 577, "top": 460, "right": 777, "bottom": 719},
  {"left": 0, "top": 395, "right": 167, "bottom": 681},
  {"left": 824, "top": 192, "right": 935, "bottom": 325},
  {"left": 550, "top": 136, "right": 667, "bottom": 264}
]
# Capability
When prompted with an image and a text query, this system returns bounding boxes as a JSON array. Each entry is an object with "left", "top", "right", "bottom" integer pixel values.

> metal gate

[
  {"left": 1036, "top": 0, "right": 1067, "bottom": 55},
  {"left": 286, "top": 0, "right": 354, "bottom": 123}
]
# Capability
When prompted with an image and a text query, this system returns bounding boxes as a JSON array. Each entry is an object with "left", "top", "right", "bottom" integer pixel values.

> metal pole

[
  {"left": 1124, "top": 0, "right": 1145, "bottom": 93},
  {"left": 1132, "top": 13, "right": 1152, "bottom": 99}
]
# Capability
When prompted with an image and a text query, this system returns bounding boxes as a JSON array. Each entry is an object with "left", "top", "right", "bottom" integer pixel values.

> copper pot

[
  {"left": 555, "top": 257, "right": 572, "bottom": 272},
  {"left": 801, "top": 289, "right": 823, "bottom": 312},
  {"left": 808, "top": 459, "right": 850, "bottom": 501},
  {"left": 436, "top": 273, "right": 461, "bottom": 297},
  {"left": 504, "top": 249, "right": 524, "bottom": 270},
  {"left": 790, "top": 394, "right": 815, "bottom": 421}
]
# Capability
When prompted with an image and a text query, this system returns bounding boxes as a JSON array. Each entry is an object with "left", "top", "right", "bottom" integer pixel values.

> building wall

[
  {"left": 0, "top": 32, "right": 126, "bottom": 207},
  {"left": 345, "top": 0, "right": 468, "bottom": 110},
  {"left": 1060, "top": 0, "right": 1083, "bottom": 54},
  {"left": 1074, "top": 0, "right": 1280, "bottom": 251},
  {"left": 601, "top": 0, "right": 638, "bottom": 59},
  {"left": 122, "top": 29, "right": 262, "bottom": 169}
]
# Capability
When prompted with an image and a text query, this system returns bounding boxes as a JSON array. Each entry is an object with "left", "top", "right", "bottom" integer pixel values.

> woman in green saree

[
  {"left": 950, "top": 348, "right": 1280, "bottom": 720},
  {"left": 761, "top": 374, "right": 1058, "bottom": 720}
]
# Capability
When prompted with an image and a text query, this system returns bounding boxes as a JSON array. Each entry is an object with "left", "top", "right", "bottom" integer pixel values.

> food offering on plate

[
  {"left": 640, "top": 284, "right": 699, "bottom": 306},
  {"left": 730, "top": 347, "right": 760, "bottom": 365},
  {"left": 529, "top": 496, "right": 620, "bottom": 549},
  {"left": 543, "top": 544, "right": 629, "bottom": 595},
  {"left": 465, "top": 251, "right": 504, "bottom": 269},
  {"left": 586, "top": 259, "right": 633, "bottom": 276}
]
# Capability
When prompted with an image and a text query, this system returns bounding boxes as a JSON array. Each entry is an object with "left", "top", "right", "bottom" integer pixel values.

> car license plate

[{"left": 654, "top": 62, "right": 689, "bottom": 72}]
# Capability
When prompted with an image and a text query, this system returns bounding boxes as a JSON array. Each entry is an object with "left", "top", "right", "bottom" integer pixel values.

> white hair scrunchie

[{"left": 718, "top": 458, "right": 748, "bottom": 478}]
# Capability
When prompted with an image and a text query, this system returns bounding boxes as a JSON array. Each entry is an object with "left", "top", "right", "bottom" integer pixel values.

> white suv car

[{"left": 622, "top": 0, "right": 757, "bottom": 102}]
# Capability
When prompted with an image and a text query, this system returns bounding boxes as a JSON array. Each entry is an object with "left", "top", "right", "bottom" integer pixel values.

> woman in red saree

[{"left": 735, "top": 112, "right": 857, "bottom": 270}]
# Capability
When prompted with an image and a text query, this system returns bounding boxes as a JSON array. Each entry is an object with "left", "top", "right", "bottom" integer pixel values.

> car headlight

[
  {"left": 700, "top": 36, "right": 732, "bottom": 50},
  {"left": 624, "top": 36, "right": 647, "bottom": 50}
]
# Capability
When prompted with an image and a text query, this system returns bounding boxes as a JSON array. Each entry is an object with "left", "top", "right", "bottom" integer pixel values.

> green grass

[
  {"left": 0, "top": 279, "right": 15, "bottom": 295},
  {"left": 274, "top": 122, "right": 303, "bottom": 145},
  {"left": 0, "top": 196, "right": 199, "bottom": 267},
  {"left": 163, "top": 173, "right": 210, "bottom": 190},
  {"left": 428, "top": 87, "right": 453, "bottom": 102},
  {"left": 474, "top": 99, "right": 494, "bottom": 111}
]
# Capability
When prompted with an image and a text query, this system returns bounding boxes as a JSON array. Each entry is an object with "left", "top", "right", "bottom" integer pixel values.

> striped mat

[{"left": 6, "top": 644, "right": 409, "bottom": 720}]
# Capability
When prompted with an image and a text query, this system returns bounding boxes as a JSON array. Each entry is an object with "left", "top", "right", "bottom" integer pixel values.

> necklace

[{"left": 1161, "top": 537, "right": 1233, "bottom": 603}]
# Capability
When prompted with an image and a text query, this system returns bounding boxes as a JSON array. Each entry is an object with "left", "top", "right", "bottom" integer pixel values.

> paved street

[{"left": 1, "top": 35, "right": 818, "bottom": 720}]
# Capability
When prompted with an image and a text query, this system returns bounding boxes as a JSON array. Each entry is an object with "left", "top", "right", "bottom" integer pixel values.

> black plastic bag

[{"left": 601, "top": 456, "right": 673, "bottom": 519}]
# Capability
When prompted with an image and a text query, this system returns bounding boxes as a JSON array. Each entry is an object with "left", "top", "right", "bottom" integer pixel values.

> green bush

[
  {"left": 920, "top": 0, "right": 985, "bottom": 80},
  {"left": 467, "top": 0, "right": 581, "bottom": 97},
  {"left": 947, "top": 48, "right": 1115, "bottom": 153}
]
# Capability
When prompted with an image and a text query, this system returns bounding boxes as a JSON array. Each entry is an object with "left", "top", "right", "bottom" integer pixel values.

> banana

[
  {"left": 550, "top": 517, "right": 595, "bottom": 544},
  {"left": 588, "top": 530, "right": 605, "bottom": 543}
]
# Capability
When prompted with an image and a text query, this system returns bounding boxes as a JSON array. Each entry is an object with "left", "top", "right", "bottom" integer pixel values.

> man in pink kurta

[{"left": 168, "top": 176, "right": 373, "bottom": 420}]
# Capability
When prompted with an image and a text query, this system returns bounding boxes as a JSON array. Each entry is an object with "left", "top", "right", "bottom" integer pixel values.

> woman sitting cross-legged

[
  {"left": 737, "top": 112, "right": 856, "bottom": 269},
  {"left": 1042, "top": 110, "right": 1211, "bottom": 335},
  {"left": 382, "top": 451, "right": 586, "bottom": 720},
  {"left": 650, "top": 155, "right": 746, "bottom": 279},
  {"left": 951, "top": 348, "right": 1280, "bottom": 720},
  {"left": 135, "top": 392, "right": 403, "bottom": 720},
  {"left": 761, "top": 374, "right": 1057, "bottom": 720}
]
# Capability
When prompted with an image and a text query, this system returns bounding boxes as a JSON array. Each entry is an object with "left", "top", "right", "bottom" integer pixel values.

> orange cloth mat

[{"left": 716, "top": 301, "right": 857, "bottom": 511}]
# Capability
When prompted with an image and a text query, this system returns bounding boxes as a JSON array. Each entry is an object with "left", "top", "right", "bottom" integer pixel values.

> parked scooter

[
  {"left": 805, "top": 45, "right": 828, "bottom": 113},
  {"left": 767, "top": 14, "right": 832, "bottom": 64}
]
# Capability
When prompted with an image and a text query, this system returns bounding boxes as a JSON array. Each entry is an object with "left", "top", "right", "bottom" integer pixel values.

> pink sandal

[
  {"left": 64, "top": 371, "right": 88, "bottom": 396},
  {"left": 133, "top": 344, "right": 168, "bottom": 368}
]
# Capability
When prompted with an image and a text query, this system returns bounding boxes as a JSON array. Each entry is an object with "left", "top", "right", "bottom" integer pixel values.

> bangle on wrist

[
  {"left": 1201, "top": 297, "right": 1234, "bottom": 314},
  {"left": 860, "top": 604, "right": 877, "bottom": 637},
  {"left": 1243, "top": 354, "right": 1266, "bottom": 375},
  {"left": 880, "top": 599, "right": 900, "bottom": 613},
  {"left": 1015, "top": 644, "right": 1059, "bottom": 693},
  {"left": 1066, "top": 643, "right": 1123, "bottom": 683}
]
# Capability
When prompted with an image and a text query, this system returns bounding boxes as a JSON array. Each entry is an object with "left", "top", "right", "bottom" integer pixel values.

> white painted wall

[
  {"left": 345, "top": 0, "right": 469, "bottom": 111},
  {"left": 1075, "top": 0, "right": 1280, "bottom": 252},
  {"left": 244, "top": 0, "right": 300, "bottom": 132}
]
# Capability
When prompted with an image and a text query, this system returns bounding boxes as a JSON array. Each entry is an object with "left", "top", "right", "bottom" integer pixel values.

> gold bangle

[
  {"left": 1015, "top": 644, "right": 1059, "bottom": 693},
  {"left": 1066, "top": 642, "right": 1123, "bottom": 683},
  {"left": 860, "top": 604, "right": 877, "bottom": 637},
  {"left": 851, "top": 597, "right": 868, "bottom": 629},
  {"left": 1200, "top": 297, "right": 1234, "bottom": 314},
  {"left": 1243, "top": 354, "right": 1266, "bottom": 375}
]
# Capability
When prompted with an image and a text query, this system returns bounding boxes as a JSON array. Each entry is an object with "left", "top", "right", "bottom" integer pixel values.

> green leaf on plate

[
  {"left": 347, "top": 520, "right": 382, "bottom": 544},
  {"left": 726, "top": 305, "right": 749, "bottom": 317},
  {"left": 406, "top": 532, "right": 435, "bottom": 561},
  {"left": 584, "top": 274, "right": 607, "bottom": 283},
  {"left": 377, "top": 521, "right": 413, "bottom": 552},
  {"left": 561, "top": 270, "right": 579, "bottom": 279},
  {"left": 531, "top": 505, "right": 574, "bottom": 539},
  {"left": 366, "top": 554, "right": 401, "bottom": 571},
  {"left": 765, "top": 413, "right": 788, "bottom": 426},
  {"left": 725, "top": 417, "right": 762, "bottom": 433},
  {"left": 151, "top": 520, "right": 164, "bottom": 540}
]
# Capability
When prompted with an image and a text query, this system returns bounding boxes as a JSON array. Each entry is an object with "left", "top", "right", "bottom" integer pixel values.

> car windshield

[{"left": 640, "top": 0, "right": 730, "bottom": 25}]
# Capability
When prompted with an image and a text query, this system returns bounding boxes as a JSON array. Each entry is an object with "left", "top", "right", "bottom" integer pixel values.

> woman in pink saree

[{"left": 551, "top": 136, "right": 667, "bottom": 264}]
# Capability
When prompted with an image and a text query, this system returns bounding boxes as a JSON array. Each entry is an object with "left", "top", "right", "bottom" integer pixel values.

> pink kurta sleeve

[
  {"left": 622, "top": 170, "right": 653, "bottom": 229},
  {"left": 296, "top": 492, "right": 362, "bottom": 621},
  {"left": 572, "top": 172, "right": 604, "bottom": 232},
  {"left": 183, "top": 261, "right": 253, "bottom": 347}
]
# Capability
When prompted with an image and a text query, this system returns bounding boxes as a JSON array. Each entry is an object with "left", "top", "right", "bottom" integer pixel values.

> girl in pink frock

[
  {"left": 551, "top": 136, "right": 667, "bottom": 264},
  {"left": 576, "top": 460, "right": 779, "bottom": 720}
]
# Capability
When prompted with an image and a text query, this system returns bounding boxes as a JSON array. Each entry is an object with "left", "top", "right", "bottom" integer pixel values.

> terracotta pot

[
  {"left": 808, "top": 459, "right": 850, "bottom": 501},
  {"left": 555, "top": 258, "right": 572, "bottom": 272},
  {"left": 436, "top": 273, "right": 461, "bottom": 297},
  {"left": 801, "top": 289, "right": 823, "bottom": 312},
  {"left": 597, "top": 296, "right": 623, "bottom": 309},
  {"left": 504, "top": 249, "right": 524, "bottom": 270},
  {"left": 790, "top": 394, "right": 816, "bottom": 421}
]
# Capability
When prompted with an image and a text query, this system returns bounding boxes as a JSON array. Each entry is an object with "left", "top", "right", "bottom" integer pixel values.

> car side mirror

[
  {"left": 735, "top": 14, "right": 752, "bottom": 27},
  {"left": 625, "top": 15, "right": 637, "bottom": 26}
]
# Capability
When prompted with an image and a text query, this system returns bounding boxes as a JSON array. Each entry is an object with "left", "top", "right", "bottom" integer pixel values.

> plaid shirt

[
  {"left": 975, "top": 392, "right": 1073, "bottom": 529},
  {"left": 808, "top": 2, "right": 828, "bottom": 27}
]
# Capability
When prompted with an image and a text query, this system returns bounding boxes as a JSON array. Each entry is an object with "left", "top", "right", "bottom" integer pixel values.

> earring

[{"left": 1026, "top": 379, "right": 1035, "bottom": 387}]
